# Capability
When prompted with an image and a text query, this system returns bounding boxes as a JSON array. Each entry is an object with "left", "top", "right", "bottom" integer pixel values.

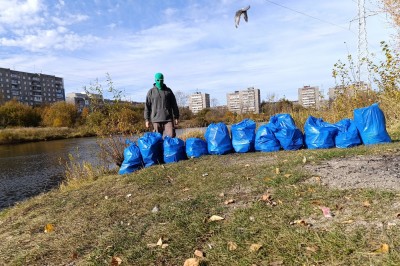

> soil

[{"left": 304, "top": 150, "right": 400, "bottom": 190}]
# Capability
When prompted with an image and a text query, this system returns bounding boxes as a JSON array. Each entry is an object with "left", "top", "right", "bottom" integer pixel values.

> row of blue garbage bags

[{"left": 119, "top": 103, "right": 392, "bottom": 175}]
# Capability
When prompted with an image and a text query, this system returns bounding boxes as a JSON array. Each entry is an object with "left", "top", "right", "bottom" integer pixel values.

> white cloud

[
  {"left": 0, "top": 0, "right": 44, "bottom": 27},
  {"left": 0, "top": 27, "right": 98, "bottom": 51}
]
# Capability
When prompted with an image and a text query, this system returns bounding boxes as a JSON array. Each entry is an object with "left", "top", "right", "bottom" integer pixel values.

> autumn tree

[
  {"left": 41, "top": 101, "right": 79, "bottom": 127},
  {"left": 0, "top": 100, "right": 41, "bottom": 127}
]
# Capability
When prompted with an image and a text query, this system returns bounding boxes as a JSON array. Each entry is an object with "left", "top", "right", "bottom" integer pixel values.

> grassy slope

[{"left": 1, "top": 142, "right": 400, "bottom": 265}]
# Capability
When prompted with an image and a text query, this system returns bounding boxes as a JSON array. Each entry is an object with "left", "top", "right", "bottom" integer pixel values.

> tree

[
  {"left": 382, "top": 0, "right": 400, "bottom": 28},
  {"left": 41, "top": 102, "right": 78, "bottom": 127},
  {"left": 211, "top": 98, "right": 219, "bottom": 107},
  {"left": 0, "top": 100, "right": 41, "bottom": 127},
  {"left": 174, "top": 90, "right": 188, "bottom": 107}
]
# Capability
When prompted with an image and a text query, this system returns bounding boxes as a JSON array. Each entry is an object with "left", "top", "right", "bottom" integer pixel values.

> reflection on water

[
  {"left": 0, "top": 137, "right": 100, "bottom": 210},
  {"left": 0, "top": 128, "right": 207, "bottom": 210}
]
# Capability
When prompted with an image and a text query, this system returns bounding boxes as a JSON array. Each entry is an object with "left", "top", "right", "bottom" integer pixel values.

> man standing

[{"left": 144, "top": 72, "right": 179, "bottom": 137}]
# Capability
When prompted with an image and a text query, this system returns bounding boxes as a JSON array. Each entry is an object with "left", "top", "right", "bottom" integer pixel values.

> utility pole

[{"left": 357, "top": 0, "right": 369, "bottom": 86}]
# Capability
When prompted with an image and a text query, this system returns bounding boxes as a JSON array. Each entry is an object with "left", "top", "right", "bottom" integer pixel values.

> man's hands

[
  {"left": 174, "top": 119, "right": 179, "bottom": 126},
  {"left": 145, "top": 121, "right": 150, "bottom": 128}
]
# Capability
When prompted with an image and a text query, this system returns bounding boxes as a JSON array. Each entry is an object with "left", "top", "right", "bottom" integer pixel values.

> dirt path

[{"left": 304, "top": 151, "right": 400, "bottom": 190}]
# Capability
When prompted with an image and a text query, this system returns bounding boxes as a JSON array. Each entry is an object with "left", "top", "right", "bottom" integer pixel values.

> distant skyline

[{"left": 0, "top": 0, "right": 396, "bottom": 105}]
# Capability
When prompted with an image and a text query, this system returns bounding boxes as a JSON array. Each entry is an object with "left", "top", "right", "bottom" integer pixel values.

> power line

[{"left": 264, "top": 0, "right": 356, "bottom": 34}]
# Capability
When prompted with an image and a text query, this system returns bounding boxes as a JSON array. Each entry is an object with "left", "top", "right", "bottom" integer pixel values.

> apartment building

[
  {"left": 328, "top": 81, "right": 371, "bottom": 101},
  {"left": 227, "top": 87, "right": 260, "bottom": 114},
  {"left": 298, "top": 85, "right": 320, "bottom": 109},
  {"left": 66, "top": 92, "right": 92, "bottom": 113},
  {"left": 0, "top": 67, "right": 65, "bottom": 106},
  {"left": 189, "top": 92, "right": 210, "bottom": 114}
]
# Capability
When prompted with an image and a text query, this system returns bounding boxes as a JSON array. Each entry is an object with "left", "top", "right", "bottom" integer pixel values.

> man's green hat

[{"left": 155, "top": 72, "right": 164, "bottom": 89}]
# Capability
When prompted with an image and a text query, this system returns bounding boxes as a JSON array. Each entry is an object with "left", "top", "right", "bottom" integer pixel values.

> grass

[
  {"left": 1, "top": 142, "right": 400, "bottom": 265},
  {"left": 0, "top": 127, "right": 95, "bottom": 145}
]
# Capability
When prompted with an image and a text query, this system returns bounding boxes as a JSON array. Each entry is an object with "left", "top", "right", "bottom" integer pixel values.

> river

[{"left": 0, "top": 128, "right": 206, "bottom": 210}]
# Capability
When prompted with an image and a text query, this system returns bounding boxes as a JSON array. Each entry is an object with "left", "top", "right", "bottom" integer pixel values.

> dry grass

[
  {"left": 0, "top": 127, "right": 93, "bottom": 144},
  {"left": 1, "top": 141, "right": 400, "bottom": 265},
  {"left": 178, "top": 129, "right": 206, "bottom": 141}
]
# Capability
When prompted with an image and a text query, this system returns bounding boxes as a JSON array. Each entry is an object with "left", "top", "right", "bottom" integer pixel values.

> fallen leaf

[
  {"left": 156, "top": 237, "right": 163, "bottom": 246},
  {"left": 284, "top": 174, "right": 292, "bottom": 178},
  {"left": 245, "top": 164, "right": 250, "bottom": 167},
  {"left": 208, "top": 215, "right": 225, "bottom": 222},
  {"left": 183, "top": 258, "right": 199, "bottom": 266},
  {"left": 202, "top": 173, "right": 208, "bottom": 177},
  {"left": 126, "top": 193, "right": 132, "bottom": 198},
  {"left": 152, "top": 205, "right": 159, "bottom": 213},
  {"left": 269, "top": 260, "right": 284, "bottom": 266},
  {"left": 44, "top": 223, "right": 54, "bottom": 233},
  {"left": 219, "top": 192, "right": 225, "bottom": 197},
  {"left": 228, "top": 241, "right": 237, "bottom": 251},
  {"left": 104, "top": 196, "right": 109, "bottom": 200},
  {"left": 161, "top": 244, "right": 169, "bottom": 249},
  {"left": 264, "top": 177, "right": 272, "bottom": 182},
  {"left": 363, "top": 200, "right": 371, "bottom": 207},
  {"left": 110, "top": 256, "right": 122, "bottom": 266},
  {"left": 311, "top": 200, "right": 322, "bottom": 205},
  {"left": 290, "top": 219, "right": 312, "bottom": 227},
  {"left": 319, "top": 206, "right": 334, "bottom": 218},
  {"left": 305, "top": 246, "right": 318, "bottom": 253},
  {"left": 341, "top": 220, "right": 354, "bottom": 224},
  {"left": 302, "top": 156, "right": 307, "bottom": 163},
  {"left": 147, "top": 243, "right": 158, "bottom": 248},
  {"left": 249, "top": 243, "right": 263, "bottom": 252},
  {"left": 194, "top": 249, "right": 204, "bottom": 258},
  {"left": 374, "top": 243, "right": 389, "bottom": 254},
  {"left": 261, "top": 193, "right": 272, "bottom": 201},
  {"left": 71, "top": 252, "right": 78, "bottom": 260},
  {"left": 275, "top": 168, "right": 280, "bottom": 174},
  {"left": 182, "top": 187, "right": 190, "bottom": 192},
  {"left": 224, "top": 199, "right": 235, "bottom": 205}
]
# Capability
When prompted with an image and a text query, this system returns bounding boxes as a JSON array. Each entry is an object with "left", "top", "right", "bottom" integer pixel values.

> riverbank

[
  {"left": 1, "top": 141, "right": 400, "bottom": 265},
  {"left": 0, "top": 127, "right": 95, "bottom": 145}
]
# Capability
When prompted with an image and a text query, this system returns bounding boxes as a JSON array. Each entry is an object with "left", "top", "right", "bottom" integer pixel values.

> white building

[
  {"left": 227, "top": 87, "right": 260, "bottom": 114},
  {"left": 189, "top": 92, "right": 210, "bottom": 114},
  {"left": 328, "top": 81, "right": 371, "bottom": 101},
  {"left": 298, "top": 85, "right": 321, "bottom": 109}
]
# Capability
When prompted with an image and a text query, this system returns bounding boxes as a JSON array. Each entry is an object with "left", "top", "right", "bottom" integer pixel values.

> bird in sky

[{"left": 234, "top": 5, "right": 250, "bottom": 28}]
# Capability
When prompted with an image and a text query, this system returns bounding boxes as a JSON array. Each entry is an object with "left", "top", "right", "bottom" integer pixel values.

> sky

[{"left": 0, "top": 0, "right": 396, "bottom": 105}]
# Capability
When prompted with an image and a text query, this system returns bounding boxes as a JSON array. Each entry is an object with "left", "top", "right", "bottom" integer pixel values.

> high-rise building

[
  {"left": 227, "top": 87, "right": 260, "bottom": 114},
  {"left": 0, "top": 67, "right": 65, "bottom": 106},
  {"left": 298, "top": 85, "right": 320, "bottom": 109},
  {"left": 189, "top": 92, "right": 210, "bottom": 114}
]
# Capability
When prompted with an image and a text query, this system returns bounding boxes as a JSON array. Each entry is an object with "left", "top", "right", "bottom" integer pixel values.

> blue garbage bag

[
  {"left": 231, "top": 119, "right": 256, "bottom": 153},
  {"left": 255, "top": 124, "right": 280, "bottom": 152},
  {"left": 353, "top": 103, "right": 391, "bottom": 145},
  {"left": 304, "top": 116, "right": 338, "bottom": 149},
  {"left": 269, "top": 114, "right": 303, "bottom": 150},
  {"left": 163, "top": 136, "right": 187, "bottom": 164},
  {"left": 204, "top": 122, "right": 233, "bottom": 155},
  {"left": 185, "top": 138, "right": 208, "bottom": 158},
  {"left": 334, "top": 118, "right": 362, "bottom": 148},
  {"left": 137, "top": 132, "right": 164, "bottom": 167},
  {"left": 118, "top": 140, "right": 143, "bottom": 174}
]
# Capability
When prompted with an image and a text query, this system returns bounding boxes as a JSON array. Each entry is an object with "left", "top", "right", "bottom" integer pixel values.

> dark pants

[{"left": 152, "top": 121, "right": 176, "bottom": 138}]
